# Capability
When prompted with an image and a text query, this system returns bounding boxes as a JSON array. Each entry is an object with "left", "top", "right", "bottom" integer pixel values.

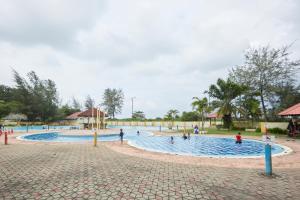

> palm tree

[
  {"left": 165, "top": 109, "right": 179, "bottom": 129},
  {"left": 237, "top": 96, "right": 261, "bottom": 128},
  {"left": 165, "top": 109, "right": 179, "bottom": 120},
  {"left": 192, "top": 97, "right": 210, "bottom": 131},
  {"left": 208, "top": 78, "right": 247, "bottom": 129}
]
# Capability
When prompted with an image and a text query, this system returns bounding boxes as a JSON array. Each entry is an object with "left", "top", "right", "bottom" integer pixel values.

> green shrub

[
  {"left": 267, "top": 128, "right": 287, "bottom": 135},
  {"left": 256, "top": 127, "right": 261, "bottom": 132},
  {"left": 216, "top": 125, "right": 222, "bottom": 130}
]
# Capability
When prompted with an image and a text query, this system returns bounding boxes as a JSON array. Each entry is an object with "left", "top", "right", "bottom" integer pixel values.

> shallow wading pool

[{"left": 18, "top": 128, "right": 291, "bottom": 158}]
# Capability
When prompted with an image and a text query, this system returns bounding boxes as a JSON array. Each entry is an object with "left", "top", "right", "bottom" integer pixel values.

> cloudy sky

[{"left": 0, "top": 0, "right": 299, "bottom": 118}]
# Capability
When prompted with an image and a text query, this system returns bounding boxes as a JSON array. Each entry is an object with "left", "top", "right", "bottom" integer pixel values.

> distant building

[
  {"left": 278, "top": 103, "right": 300, "bottom": 117},
  {"left": 66, "top": 108, "right": 106, "bottom": 129}
]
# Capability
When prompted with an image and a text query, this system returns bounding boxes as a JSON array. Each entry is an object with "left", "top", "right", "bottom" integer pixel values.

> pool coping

[{"left": 16, "top": 131, "right": 292, "bottom": 159}]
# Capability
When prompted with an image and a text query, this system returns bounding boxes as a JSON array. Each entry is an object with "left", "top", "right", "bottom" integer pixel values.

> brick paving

[{"left": 0, "top": 142, "right": 300, "bottom": 200}]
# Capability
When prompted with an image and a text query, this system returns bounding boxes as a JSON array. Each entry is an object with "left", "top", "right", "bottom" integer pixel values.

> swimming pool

[
  {"left": 10, "top": 125, "right": 80, "bottom": 132},
  {"left": 18, "top": 130, "right": 290, "bottom": 158}
]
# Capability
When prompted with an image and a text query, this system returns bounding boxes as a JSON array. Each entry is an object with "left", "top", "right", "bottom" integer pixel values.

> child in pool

[
  {"left": 236, "top": 132, "right": 242, "bottom": 144},
  {"left": 170, "top": 136, "right": 174, "bottom": 144}
]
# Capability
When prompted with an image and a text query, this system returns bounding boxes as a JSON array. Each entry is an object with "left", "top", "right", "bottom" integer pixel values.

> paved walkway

[{"left": 1, "top": 142, "right": 299, "bottom": 200}]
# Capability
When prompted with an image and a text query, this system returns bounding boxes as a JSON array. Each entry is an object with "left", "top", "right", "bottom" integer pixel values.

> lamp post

[{"left": 131, "top": 97, "right": 136, "bottom": 118}]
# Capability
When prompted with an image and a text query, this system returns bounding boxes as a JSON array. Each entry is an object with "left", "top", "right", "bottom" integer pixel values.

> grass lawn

[{"left": 206, "top": 127, "right": 263, "bottom": 136}]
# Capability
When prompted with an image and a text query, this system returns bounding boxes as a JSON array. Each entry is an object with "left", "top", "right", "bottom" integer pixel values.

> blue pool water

[
  {"left": 107, "top": 125, "right": 168, "bottom": 131},
  {"left": 10, "top": 125, "right": 80, "bottom": 132},
  {"left": 20, "top": 130, "right": 287, "bottom": 158}
]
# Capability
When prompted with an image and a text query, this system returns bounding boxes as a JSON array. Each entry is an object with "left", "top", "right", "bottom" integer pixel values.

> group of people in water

[
  {"left": 119, "top": 129, "right": 140, "bottom": 144},
  {"left": 169, "top": 132, "right": 242, "bottom": 144},
  {"left": 119, "top": 118, "right": 299, "bottom": 144},
  {"left": 119, "top": 128, "right": 243, "bottom": 144}
]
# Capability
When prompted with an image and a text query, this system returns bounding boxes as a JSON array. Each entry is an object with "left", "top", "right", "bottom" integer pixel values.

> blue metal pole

[{"left": 265, "top": 144, "right": 272, "bottom": 176}]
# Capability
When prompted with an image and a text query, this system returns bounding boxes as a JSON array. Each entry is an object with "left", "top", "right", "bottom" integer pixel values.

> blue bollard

[{"left": 265, "top": 144, "right": 272, "bottom": 176}]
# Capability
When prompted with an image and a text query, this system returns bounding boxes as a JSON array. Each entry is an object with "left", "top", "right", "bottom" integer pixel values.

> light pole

[{"left": 131, "top": 97, "right": 136, "bottom": 118}]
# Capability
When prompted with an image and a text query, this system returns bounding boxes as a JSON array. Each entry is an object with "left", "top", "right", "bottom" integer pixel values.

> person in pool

[
  {"left": 236, "top": 132, "right": 242, "bottom": 144},
  {"left": 120, "top": 129, "right": 124, "bottom": 144},
  {"left": 137, "top": 131, "right": 140, "bottom": 136},
  {"left": 183, "top": 133, "right": 188, "bottom": 140},
  {"left": 194, "top": 125, "right": 199, "bottom": 134},
  {"left": 170, "top": 136, "right": 174, "bottom": 144}
]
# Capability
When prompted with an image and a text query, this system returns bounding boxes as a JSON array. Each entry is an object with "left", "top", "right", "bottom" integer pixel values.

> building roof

[
  {"left": 78, "top": 108, "right": 105, "bottom": 117},
  {"left": 66, "top": 111, "right": 83, "bottom": 120},
  {"left": 207, "top": 113, "right": 222, "bottom": 119},
  {"left": 278, "top": 103, "right": 300, "bottom": 116}
]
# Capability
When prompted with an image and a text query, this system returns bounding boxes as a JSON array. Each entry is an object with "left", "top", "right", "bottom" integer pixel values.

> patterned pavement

[{"left": 0, "top": 142, "right": 300, "bottom": 200}]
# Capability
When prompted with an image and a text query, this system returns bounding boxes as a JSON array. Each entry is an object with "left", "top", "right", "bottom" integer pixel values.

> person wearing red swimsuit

[{"left": 236, "top": 132, "right": 242, "bottom": 144}]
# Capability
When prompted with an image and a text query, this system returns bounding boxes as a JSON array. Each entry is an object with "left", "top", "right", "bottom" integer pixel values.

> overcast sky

[{"left": 0, "top": 0, "right": 299, "bottom": 118}]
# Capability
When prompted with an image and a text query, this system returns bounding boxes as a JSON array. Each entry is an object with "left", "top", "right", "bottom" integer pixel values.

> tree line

[
  {"left": 163, "top": 45, "right": 300, "bottom": 129},
  {"left": 0, "top": 70, "right": 125, "bottom": 122},
  {"left": 134, "top": 45, "right": 299, "bottom": 128},
  {"left": 1, "top": 45, "right": 299, "bottom": 124}
]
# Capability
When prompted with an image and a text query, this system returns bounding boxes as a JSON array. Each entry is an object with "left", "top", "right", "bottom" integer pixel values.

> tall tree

[
  {"left": 164, "top": 109, "right": 179, "bottom": 120},
  {"left": 269, "top": 82, "right": 300, "bottom": 118},
  {"left": 72, "top": 97, "right": 82, "bottom": 110},
  {"left": 13, "top": 70, "right": 59, "bottom": 121},
  {"left": 0, "top": 85, "right": 16, "bottom": 102},
  {"left": 180, "top": 111, "right": 199, "bottom": 121},
  {"left": 101, "top": 88, "right": 124, "bottom": 118},
  {"left": 208, "top": 78, "right": 247, "bottom": 129},
  {"left": 84, "top": 95, "right": 95, "bottom": 110},
  {"left": 0, "top": 85, "right": 23, "bottom": 119},
  {"left": 192, "top": 97, "right": 211, "bottom": 131},
  {"left": 59, "top": 104, "right": 80, "bottom": 118},
  {"left": 0, "top": 100, "right": 11, "bottom": 119},
  {"left": 236, "top": 95, "right": 261, "bottom": 127},
  {"left": 230, "top": 45, "right": 300, "bottom": 121}
]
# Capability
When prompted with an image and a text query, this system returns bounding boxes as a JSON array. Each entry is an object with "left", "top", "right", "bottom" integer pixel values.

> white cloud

[{"left": 0, "top": 0, "right": 299, "bottom": 118}]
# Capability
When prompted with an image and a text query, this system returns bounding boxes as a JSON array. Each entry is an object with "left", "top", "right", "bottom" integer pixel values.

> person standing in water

[
  {"left": 170, "top": 136, "right": 174, "bottom": 144},
  {"left": 137, "top": 131, "right": 140, "bottom": 136},
  {"left": 194, "top": 125, "right": 199, "bottom": 134},
  {"left": 120, "top": 129, "right": 124, "bottom": 144},
  {"left": 236, "top": 132, "right": 242, "bottom": 144}
]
